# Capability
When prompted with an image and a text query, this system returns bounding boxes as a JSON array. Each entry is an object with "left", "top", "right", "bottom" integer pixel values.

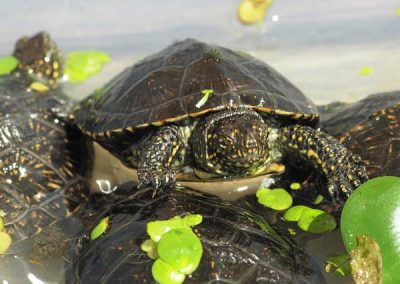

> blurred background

[{"left": 0, "top": 0, "right": 399, "bottom": 103}]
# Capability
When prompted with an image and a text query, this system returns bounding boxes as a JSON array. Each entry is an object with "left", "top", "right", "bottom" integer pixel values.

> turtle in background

[
  {"left": 66, "top": 184, "right": 325, "bottom": 284},
  {"left": 72, "top": 39, "right": 367, "bottom": 202},
  {"left": 320, "top": 90, "right": 400, "bottom": 178},
  {"left": 0, "top": 32, "right": 89, "bottom": 282}
]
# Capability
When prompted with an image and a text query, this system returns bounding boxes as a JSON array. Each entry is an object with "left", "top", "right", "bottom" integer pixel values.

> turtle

[
  {"left": 0, "top": 32, "right": 89, "bottom": 282},
  {"left": 319, "top": 90, "right": 400, "bottom": 178},
  {"left": 66, "top": 183, "right": 325, "bottom": 283},
  {"left": 72, "top": 39, "right": 368, "bottom": 202}
]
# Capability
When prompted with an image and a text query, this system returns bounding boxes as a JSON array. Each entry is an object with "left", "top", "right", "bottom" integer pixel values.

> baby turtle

[
  {"left": 66, "top": 184, "right": 325, "bottom": 283},
  {"left": 0, "top": 32, "right": 88, "bottom": 265},
  {"left": 321, "top": 91, "right": 400, "bottom": 178},
  {"left": 73, "top": 39, "right": 367, "bottom": 202}
]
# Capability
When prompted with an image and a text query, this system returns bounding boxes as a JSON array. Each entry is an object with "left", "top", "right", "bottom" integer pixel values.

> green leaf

[
  {"left": 0, "top": 231, "right": 12, "bottom": 254},
  {"left": 0, "top": 56, "right": 19, "bottom": 76},
  {"left": 147, "top": 215, "right": 202, "bottom": 243},
  {"left": 289, "top": 182, "right": 301, "bottom": 190},
  {"left": 157, "top": 227, "right": 203, "bottom": 275},
  {"left": 283, "top": 205, "right": 310, "bottom": 222},
  {"left": 341, "top": 176, "right": 400, "bottom": 283},
  {"left": 313, "top": 194, "right": 324, "bottom": 204},
  {"left": 256, "top": 188, "right": 293, "bottom": 211},
  {"left": 152, "top": 259, "right": 186, "bottom": 284},
  {"left": 195, "top": 89, "right": 214, "bottom": 108},
  {"left": 325, "top": 253, "right": 351, "bottom": 276},
  {"left": 64, "top": 50, "right": 110, "bottom": 83},
  {"left": 298, "top": 209, "right": 336, "bottom": 233},
  {"left": 140, "top": 239, "right": 158, "bottom": 259},
  {"left": 182, "top": 214, "right": 203, "bottom": 227},
  {"left": 90, "top": 216, "right": 109, "bottom": 240},
  {"left": 350, "top": 235, "right": 382, "bottom": 284}
]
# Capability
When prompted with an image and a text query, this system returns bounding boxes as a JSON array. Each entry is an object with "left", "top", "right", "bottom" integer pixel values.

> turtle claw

[
  {"left": 137, "top": 167, "right": 176, "bottom": 197},
  {"left": 326, "top": 154, "right": 368, "bottom": 203}
]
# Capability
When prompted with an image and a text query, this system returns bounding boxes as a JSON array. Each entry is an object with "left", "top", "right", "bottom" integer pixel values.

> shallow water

[{"left": 1, "top": 1, "right": 399, "bottom": 283}]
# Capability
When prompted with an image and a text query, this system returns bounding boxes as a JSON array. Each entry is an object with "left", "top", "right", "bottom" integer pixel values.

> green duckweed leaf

[
  {"left": 0, "top": 56, "right": 19, "bottom": 76},
  {"left": 313, "top": 194, "right": 324, "bottom": 204},
  {"left": 64, "top": 50, "right": 110, "bottom": 83},
  {"left": 141, "top": 239, "right": 159, "bottom": 259},
  {"left": 298, "top": 209, "right": 336, "bottom": 233},
  {"left": 195, "top": 89, "right": 214, "bottom": 108},
  {"left": 289, "top": 182, "right": 301, "bottom": 190},
  {"left": 283, "top": 205, "right": 310, "bottom": 222},
  {"left": 90, "top": 216, "right": 109, "bottom": 240},
  {"left": 350, "top": 235, "right": 382, "bottom": 284},
  {"left": 157, "top": 227, "right": 203, "bottom": 275},
  {"left": 0, "top": 231, "right": 12, "bottom": 254},
  {"left": 147, "top": 215, "right": 202, "bottom": 243},
  {"left": 325, "top": 253, "right": 351, "bottom": 277},
  {"left": 152, "top": 258, "right": 186, "bottom": 284},
  {"left": 182, "top": 214, "right": 203, "bottom": 227},
  {"left": 256, "top": 188, "right": 293, "bottom": 211}
]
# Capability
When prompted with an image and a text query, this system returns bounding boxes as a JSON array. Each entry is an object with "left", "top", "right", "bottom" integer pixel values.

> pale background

[{"left": 0, "top": 0, "right": 399, "bottom": 104}]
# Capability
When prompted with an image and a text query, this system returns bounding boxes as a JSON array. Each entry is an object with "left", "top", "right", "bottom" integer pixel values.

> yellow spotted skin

[{"left": 281, "top": 125, "right": 368, "bottom": 201}]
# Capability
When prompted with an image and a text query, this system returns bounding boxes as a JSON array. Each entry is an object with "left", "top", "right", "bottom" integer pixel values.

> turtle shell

[
  {"left": 320, "top": 91, "right": 400, "bottom": 178},
  {"left": 319, "top": 90, "right": 400, "bottom": 136},
  {"left": 66, "top": 185, "right": 324, "bottom": 283},
  {"left": 74, "top": 39, "right": 318, "bottom": 137},
  {"left": 0, "top": 75, "right": 89, "bottom": 254}
]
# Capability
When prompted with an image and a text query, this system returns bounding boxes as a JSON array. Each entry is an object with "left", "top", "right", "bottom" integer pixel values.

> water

[{"left": 1, "top": 1, "right": 399, "bottom": 283}]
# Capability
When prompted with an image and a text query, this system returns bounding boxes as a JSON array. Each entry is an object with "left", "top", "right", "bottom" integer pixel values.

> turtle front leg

[
  {"left": 138, "top": 125, "right": 182, "bottom": 196},
  {"left": 280, "top": 125, "right": 368, "bottom": 202}
]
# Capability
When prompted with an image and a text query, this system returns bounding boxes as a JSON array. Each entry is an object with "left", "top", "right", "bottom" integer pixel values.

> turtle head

[
  {"left": 193, "top": 109, "right": 270, "bottom": 175},
  {"left": 13, "top": 31, "right": 62, "bottom": 85}
]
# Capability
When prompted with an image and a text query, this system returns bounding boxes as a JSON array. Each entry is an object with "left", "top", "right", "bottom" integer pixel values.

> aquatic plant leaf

[
  {"left": 152, "top": 259, "right": 186, "bottom": 284},
  {"left": 90, "top": 216, "right": 109, "bottom": 240},
  {"left": 283, "top": 205, "right": 310, "bottom": 222},
  {"left": 64, "top": 50, "right": 110, "bottom": 83},
  {"left": 298, "top": 209, "right": 336, "bottom": 233},
  {"left": 325, "top": 253, "right": 351, "bottom": 276},
  {"left": 289, "top": 182, "right": 301, "bottom": 190},
  {"left": 141, "top": 239, "right": 159, "bottom": 259},
  {"left": 256, "top": 188, "right": 293, "bottom": 210},
  {"left": 0, "top": 231, "right": 12, "bottom": 254},
  {"left": 157, "top": 227, "right": 203, "bottom": 275},
  {"left": 29, "top": 81, "right": 49, "bottom": 93},
  {"left": 0, "top": 56, "right": 19, "bottom": 76},
  {"left": 195, "top": 89, "right": 214, "bottom": 108}
]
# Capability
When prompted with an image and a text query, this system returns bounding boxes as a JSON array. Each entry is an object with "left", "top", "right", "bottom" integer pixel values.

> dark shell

[
  {"left": 319, "top": 90, "right": 400, "bottom": 137},
  {"left": 74, "top": 39, "right": 318, "bottom": 135},
  {"left": 0, "top": 75, "right": 89, "bottom": 252},
  {"left": 320, "top": 90, "right": 400, "bottom": 178},
  {"left": 340, "top": 102, "right": 400, "bottom": 178},
  {"left": 66, "top": 185, "right": 324, "bottom": 283}
]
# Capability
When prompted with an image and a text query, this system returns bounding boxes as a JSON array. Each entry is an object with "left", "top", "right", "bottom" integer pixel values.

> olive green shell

[
  {"left": 66, "top": 185, "right": 324, "bottom": 283},
  {"left": 74, "top": 39, "right": 318, "bottom": 137}
]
